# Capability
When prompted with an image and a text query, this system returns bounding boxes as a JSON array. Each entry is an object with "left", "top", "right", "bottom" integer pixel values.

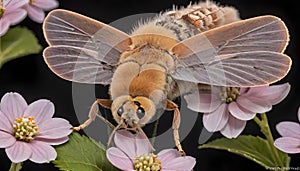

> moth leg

[
  {"left": 173, "top": 108, "right": 185, "bottom": 155},
  {"left": 107, "top": 122, "right": 124, "bottom": 147},
  {"left": 136, "top": 126, "right": 156, "bottom": 152},
  {"left": 73, "top": 100, "right": 114, "bottom": 131}
]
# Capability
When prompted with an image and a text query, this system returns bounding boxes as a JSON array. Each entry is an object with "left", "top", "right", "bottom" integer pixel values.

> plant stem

[
  {"left": 9, "top": 162, "right": 22, "bottom": 171},
  {"left": 254, "top": 113, "right": 285, "bottom": 170}
]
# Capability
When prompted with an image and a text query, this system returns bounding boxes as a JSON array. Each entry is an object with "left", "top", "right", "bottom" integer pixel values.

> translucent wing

[
  {"left": 43, "top": 9, "right": 132, "bottom": 84},
  {"left": 171, "top": 15, "right": 291, "bottom": 87}
]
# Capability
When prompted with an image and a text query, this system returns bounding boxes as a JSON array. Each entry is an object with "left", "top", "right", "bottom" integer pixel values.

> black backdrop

[{"left": 0, "top": 0, "right": 299, "bottom": 170}]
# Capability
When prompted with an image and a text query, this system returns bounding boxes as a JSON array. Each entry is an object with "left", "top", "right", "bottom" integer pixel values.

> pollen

[
  {"left": 13, "top": 115, "right": 39, "bottom": 142},
  {"left": 134, "top": 153, "right": 161, "bottom": 171},
  {"left": 221, "top": 87, "right": 240, "bottom": 103}
]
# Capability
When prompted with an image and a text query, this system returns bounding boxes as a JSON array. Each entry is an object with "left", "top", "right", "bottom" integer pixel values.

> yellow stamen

[
  {"left": 220, "top": 87, "right": 241, "bottom": 103},
  {"left": 134, "top": 153, "right": 161, "bottom": 171},
  {"left": 13, "top": 115, "right": 39, "bottom": 142}
]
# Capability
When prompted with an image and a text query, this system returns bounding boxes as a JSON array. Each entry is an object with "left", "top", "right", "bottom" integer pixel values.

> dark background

[{"left": 0, "top": 0, "right": 300, "bottom": 170}]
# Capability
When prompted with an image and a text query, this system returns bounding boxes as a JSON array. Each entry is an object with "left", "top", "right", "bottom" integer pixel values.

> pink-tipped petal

[
  {"left": 24, "top": 99, "right": 54, "bottom": 124},
  {"left": 37, "top": 118, "right": 72, "bottom": 139},
  {"left": 203, "top": 103, "right": 229, "bottom": 132},
  {"left": 158, "top": 149, "right": 181, "bottom": 164},
  {"left": 35, "top": 136, "right": 69, "bottom": 146},
  {"left": 237, "top": 96, "right": 272, "bottom": 114},
  {"left": 274, "top": 137, "right": 300, "bottom": 154},
  {"left": 0, "top": 19, "right": 10, "bottom": 36},
  {"left": 0, "top": 92, "right": 27, "bottom": 125},
  {"left": 135, "top": 132, "right": 152, "bottom": 156},
  {"left": 276, "top": 121, "right": 300, "bottom": 138},
  {"left": 4, "top": 9, "right": 27, "bottom": 25},
  {"left": 25, "top": 5, "right": 45, "bottom": 23},
  {"left": 33, "top": 0, "right": 59, "bottom": 10},
  {"left": 0, "top": 131, "right": 15, "bottom": 148},
  {"left": 29, "top": 141, "right": 57, "bottom": 163},
  {"left": 220, "top": 116, "right": 246, "bottom": 138},
  {"left": 5, "top": 141, "right": 32, "bottom": 163},
  {"left": 106, "top": 147, "right": 134, "bottom": 170},
  {"left": 185, "top": 88, "right": 222, "bottom": 113},
  {"left": 0, "top": 111, "right": 13, "bottom": 133},
  {"left": 4, "top": 0, "right": 28, "bottom": 11},
  {"left": 247, "top": 83, "right": 290, "bottom": 105},
  {"left": 114, "top": 130, "right": 138, "bottom": 159},
  {"left": 162, "top": 156, "right": 196, "bottom": 170},
  {"left": 228, "top": 102, "right": 256, "bottom": 121}
]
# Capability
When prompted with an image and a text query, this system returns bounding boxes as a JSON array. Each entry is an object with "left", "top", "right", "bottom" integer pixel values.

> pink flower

[
  {"left": 185, "top": 83, "right": 290, "bottom": 138},
  {"left": 106, "top": 130, "right": 196, "bottom": 171},
  {"left": 0, "top": 0, "right": 28, "bottom": 36},
  {"left": 274, "top": 108, "right": 300, "bottom": 154},
  {"left": 0, "top": 92, "right": 72, "bottom": 163},
  {"left": 24, "top": 0, "right": 58, "bottom": 23}
]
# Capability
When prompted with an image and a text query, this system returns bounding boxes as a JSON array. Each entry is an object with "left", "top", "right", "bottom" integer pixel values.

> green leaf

[
  {"left": 199, "top": 135, "right": 290, "bottom": 169},
  {"left": 53, "top": 132, "right": 119, "bottom": 171},
  {"left": 0, "top": 27, "right": 42, "bottom": 68}
]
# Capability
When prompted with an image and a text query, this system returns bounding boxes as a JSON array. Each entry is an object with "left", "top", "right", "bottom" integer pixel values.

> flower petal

[
  {"left": 0, "top": 92, "right": 27, "bottom": 125},
  {"left": 237, "top": 96, "right": 272, "bottom": 114},
  {"left": 29, "top": 141, "right": 57, "bottom": 163},
  {"left": 162, "top": 156, "right": 196, "bottom": 170},
  {"left": 35, "top": 136, "right": 69, "bottom": 146},
  {"left": 114, "top": 130, "right": 136, "bottom": 159},
  {"left": 276, "top": 121, "right": 300, "bottom": 138},
  {"left": 0, "top": 131, "right": 15, "bottom": 148},
  {"left": 4, "top": 9, "right": 27, "bottom": 25},
  {"left": 4, "top": 0, "right": 28, "bottom": 11},
  {"left": 135, "top": 132, "right": 152, "bottom": 156},
  {"left": 24, "top": 99, "right": 54, "bottom": 124},
  {"left": 274, "top": 137, "right": 300, "bottom": 154},
  {"left": 185, "top": 87, "right": 222, "bottom": 113},
  {"left": 298, "top": 108, "right": 300, "bottom": 122},
  {"left": 0, "top": 19, "right": 10, "bottom": 36},
  {"left": 106, "top": 147, "right": 134, "bottom": 170},
  {"left": 220, "top": 116, "right": 246, "bottom": 138},
  {"left": 203, "top": 103, "right": 229, "bottom": 132},
  {"left": 33, "top": 0, "right": 59, "bottom": 10},
  {"left": 157, "top": 149, "right": 181, "bottom": 164},
  {"left": 5, "top": 141, "right": 32, "bottom": 163},
  {"left": 37, "top": 118, "right": 72, "bottom": 139},
  {"left": 246, "top": 83, "right": 290, "bottom": 105},
  {"left": 24, "top": 5, "right": 45, "bottom": 23},
  {"left": 228, "top": 102, "right": 256, "bottom": 121},
  {"left": 0, "top": 111, "right": 13, "bottom": 133}
]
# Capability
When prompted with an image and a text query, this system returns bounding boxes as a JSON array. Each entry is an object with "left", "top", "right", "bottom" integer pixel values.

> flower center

[
  {"left": 13, "top": 115, "right": 39, "bottom": 142},
  {"left": 30, "top": 0, "right": 34, "bottom": 4},
  {"left": 134, "top": 153, "right": 161, "bottom": 171},
  {"left": 221, "top": 87, "right": 240, "bottom": 103}
]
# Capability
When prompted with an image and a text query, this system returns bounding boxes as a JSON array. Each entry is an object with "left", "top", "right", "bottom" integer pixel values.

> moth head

[{"left": 99, "top": 95, "right": 156, "bottom": 127}]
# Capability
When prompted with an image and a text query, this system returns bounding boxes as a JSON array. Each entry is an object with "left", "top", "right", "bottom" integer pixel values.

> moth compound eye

[
  {"left": 136, "top": 107, "right": 145, "bottom": 119},
  {"left": 134, "top": 101, "right": 141, "bottom": 106},
  {"left": 117, "top": 106, "right": 124, "bottom": 116}
]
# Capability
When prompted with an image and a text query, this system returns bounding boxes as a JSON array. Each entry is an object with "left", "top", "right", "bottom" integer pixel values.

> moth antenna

[
  {"left": 107, "top": 121, "right": 124, "bottom": 148},
  {"left": 137, "top": 126, "right": 156, "bottom": 152}
]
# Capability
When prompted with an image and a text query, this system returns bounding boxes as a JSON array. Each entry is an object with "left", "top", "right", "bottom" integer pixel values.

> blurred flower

[
  {"left": 185, "top": 83, "right": 290, "bottom": 138},
  {"left": 106, "top": 130, "right": 196, "bottom": 171},
  {"left": 0, "top": 0, "right": 28, "bottom": 36},
  {"left": 274, "top": 108, "right": 300, "bottom": 154},
  {"left": 24, "top": 0, "right": 58, "bottom": 23},
  {"left": 0, "top": 92, "right": 72, "bottom": 163}
]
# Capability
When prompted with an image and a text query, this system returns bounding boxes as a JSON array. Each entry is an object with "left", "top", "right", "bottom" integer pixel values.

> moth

[{"left": 42, "top": 2, "right": 291, "bottom": 153}]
